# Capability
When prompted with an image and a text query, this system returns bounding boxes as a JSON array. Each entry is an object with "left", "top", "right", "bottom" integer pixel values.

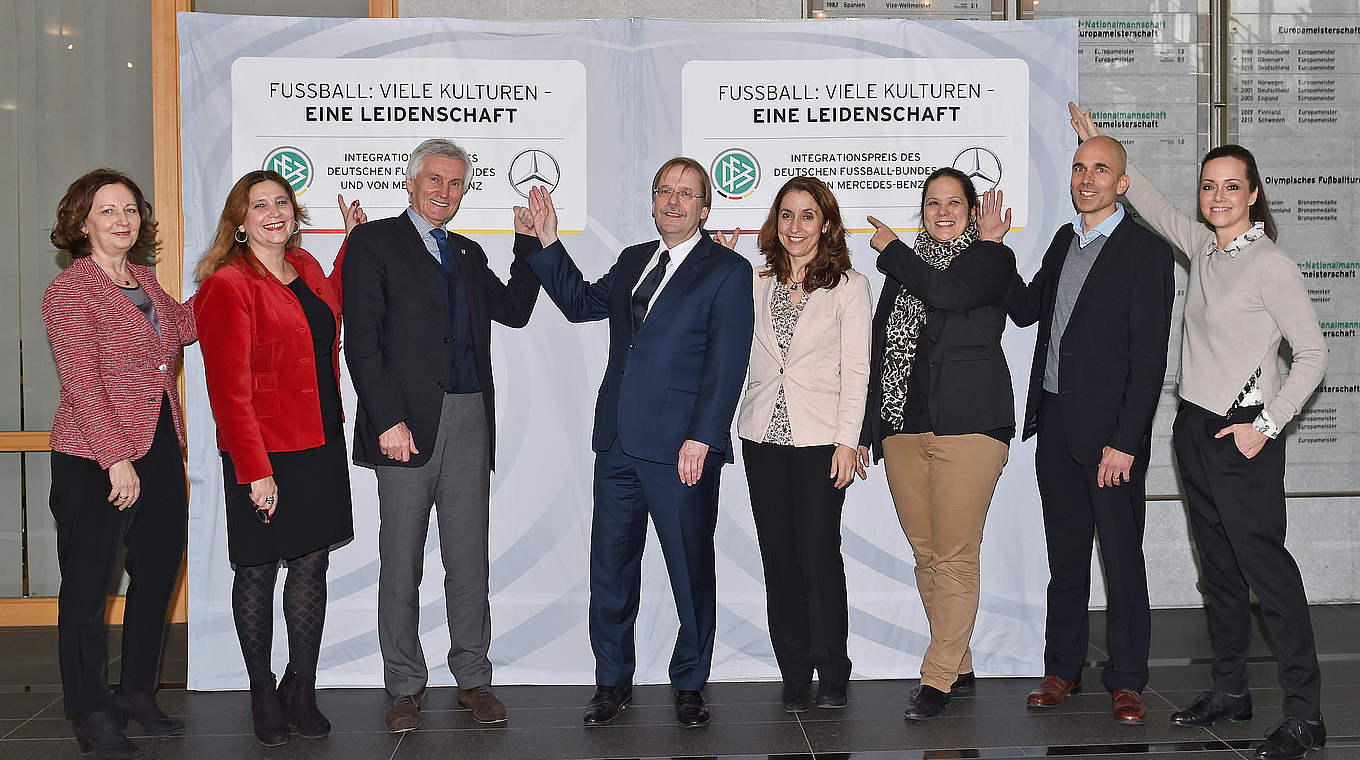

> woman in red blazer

[
  {"left": 43, "top": 168, "right": 197, "bottom": 759},
  {"left": 194, "top": 171, "right": 363, "bottom": 746}
]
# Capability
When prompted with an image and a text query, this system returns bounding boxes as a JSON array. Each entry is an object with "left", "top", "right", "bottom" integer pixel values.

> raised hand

[
  {"left": 513, "top": 204, "right": 534, "bottom": 235},
  {"left": 977, "top": 188, "right": 1013, "bottom": 243},
  {"left": 338, "top": 194, "right": 367, "bottom": 235},
  {"left": 710, "top": 228, "right": 742, "bottom": 249},
  {"left": 866, "top": 215, "right": 899, "bottom": 253},
  {"left": 1068, "top": 101, "right": 1102, "bottom": 142},
  {"left": 528, "top": 185, "right": 560, "bottom": 247}
]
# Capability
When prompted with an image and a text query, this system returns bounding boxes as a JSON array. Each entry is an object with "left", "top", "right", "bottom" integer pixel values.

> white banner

[
  {"left": 684, "top": 58, "right": 1031, "bottom": 230},
  {"left": 180, "top": 13, "right": 1078, "bottom": 691},
  {"left": 231, "top": 57, "right": 589, "bottom": 232}
]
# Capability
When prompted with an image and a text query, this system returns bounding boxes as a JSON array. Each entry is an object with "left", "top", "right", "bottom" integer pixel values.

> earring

[
  {"left": 234, "top": 228, "right": 248, "bottom": 243},
  {"left": 291, "top": 221, "right": 300, "bottom": 235}
]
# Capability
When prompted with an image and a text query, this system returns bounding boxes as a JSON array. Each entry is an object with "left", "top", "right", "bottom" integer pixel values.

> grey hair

[{"left": 405, "top": 138, "right": 473, "bottom": 181}]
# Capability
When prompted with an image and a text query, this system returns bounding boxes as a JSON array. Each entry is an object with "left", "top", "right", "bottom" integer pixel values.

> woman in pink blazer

[
  {"left": 733, "top": 176, "right": 871, "bottom": 712},
  {"left": 43, "top": 169, "right": 197, "bottom": 759}
]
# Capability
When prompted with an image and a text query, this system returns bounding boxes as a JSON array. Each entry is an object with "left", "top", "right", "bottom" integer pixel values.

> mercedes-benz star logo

[
  {"left": 509, "top": 149, "right": 561, "bottom": 198},
  {"left": 952, "top": 147, "right": 1002, "bottom": 191}
]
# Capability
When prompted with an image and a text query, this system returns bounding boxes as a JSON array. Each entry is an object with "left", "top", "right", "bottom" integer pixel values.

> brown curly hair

[
  {"left": 194, "top": 170, "right": 310, "bottom": 282},
  {"left": 50, "top": 169, "right": 159, "bottom": 263},
  {"left": 756, "top": 176, "right": 851, "bottom": 291}
]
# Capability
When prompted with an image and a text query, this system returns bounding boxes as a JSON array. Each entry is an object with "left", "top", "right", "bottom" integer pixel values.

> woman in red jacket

[
  {"left": 194, "top": 171, "right": 363, "bottom": 746},
  {"left": 44, "top": 169, "right": 197, "bottom": 759}
]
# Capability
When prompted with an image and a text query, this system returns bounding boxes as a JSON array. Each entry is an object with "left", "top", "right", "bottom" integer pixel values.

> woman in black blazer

[{"left": 858, "top": 168, "right": 1017, "bottom": 720}]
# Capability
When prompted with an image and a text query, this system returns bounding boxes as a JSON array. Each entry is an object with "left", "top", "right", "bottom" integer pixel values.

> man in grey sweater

[{"left": 1007, "top": 135, "right": 1175, "bottom": 726}]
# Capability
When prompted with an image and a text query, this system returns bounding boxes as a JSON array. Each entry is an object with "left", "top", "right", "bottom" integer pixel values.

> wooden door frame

[{"left": 0, "top": 0, "right": 400, "bottom": 627}]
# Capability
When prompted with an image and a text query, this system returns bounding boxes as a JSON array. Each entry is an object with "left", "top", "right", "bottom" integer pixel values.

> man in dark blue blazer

[
  {"left": 515, "top": 158, "right": 754, "bottom": 727},
  {"left": 1007, "top": 136, "right": 1174, "bottom": 726}
]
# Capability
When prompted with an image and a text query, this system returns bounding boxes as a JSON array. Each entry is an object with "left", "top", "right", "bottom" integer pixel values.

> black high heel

[
  {"left": 278, "top": 667, "right": 330, "bottom": 738},
  {"left": 111, "top": 689, "right": 185, "bottom": 736},
  {"left": 249, "top": 679, "right": 291, "bottom": 747},
  {"left": 72, "top": 708, "right": 143, "bottom": 759}
]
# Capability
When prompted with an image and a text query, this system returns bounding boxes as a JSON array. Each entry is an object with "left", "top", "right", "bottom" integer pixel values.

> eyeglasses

[{"left": 652, "top": 187, "right": 703, "bottom": 202}]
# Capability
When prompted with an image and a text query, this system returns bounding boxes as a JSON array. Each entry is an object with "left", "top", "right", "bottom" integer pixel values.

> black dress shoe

[
  {"left": 950, "top": 672, "right": 976, "bottom": 697},
  {"left": 1170, "top": 689, "right": 1253, "bottom": 727},
  {"left": 815, "top": 682, "right": 847, "bottom": 709},
  {"left": 1256, "top": 718, "right": 1326, "bottom": 760},
  {"left": 582, "top": 685, "right": 632, "bottom": 726},
  {"left": 782, "top": 682, "right": 811, "bottom": 714},
  {"left": 903, "top": 684, "right": 952, "bottom": 720},
  {"left": 675, "top": 689, "right": 710, "bottom": 727}
]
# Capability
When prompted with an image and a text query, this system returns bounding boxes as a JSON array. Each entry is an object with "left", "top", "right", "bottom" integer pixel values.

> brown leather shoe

[
  {"left": 384, "top": 691, "right": 423, "bottom": 733},
  {"left": 1026, "top": 676, "right": 1080, "bottom": 707},
  {"left": 458, "top": 685, "right": 508, "bottom": 724},
  {"left": 1112, "top": 689, "right": 1147, "bottom": 725}
]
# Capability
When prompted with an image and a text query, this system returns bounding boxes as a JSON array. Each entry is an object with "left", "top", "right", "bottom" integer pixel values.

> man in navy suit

[{"left": 515, "top": 158, "right": 753, "bottom": 727}]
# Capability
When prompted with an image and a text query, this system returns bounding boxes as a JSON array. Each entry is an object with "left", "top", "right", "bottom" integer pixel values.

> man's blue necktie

[{"left": 430, "top": 228, "right": 458, "bottom": 279}]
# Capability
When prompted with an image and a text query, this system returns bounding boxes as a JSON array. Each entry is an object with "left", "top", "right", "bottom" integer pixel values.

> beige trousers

[{"left": 882, "top": 432, "right": 1009, "bottom": 692}]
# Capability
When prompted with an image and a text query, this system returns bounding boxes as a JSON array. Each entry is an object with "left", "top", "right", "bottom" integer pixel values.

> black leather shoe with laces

[
  {"left": 903, "top": 684, "right": 951, "bottom": 720},
  {"left": 582, "top": 685, "right": 632, "bottom": 726},
  {"left": 675, "top": 689, "right": 711, "bottom": 727},
  {"left": 1255, "top": 717, "right": 1326, "bottom": 760},
  {"left": 1170, "top": 689, "right": 1253, "bottom": 727}
]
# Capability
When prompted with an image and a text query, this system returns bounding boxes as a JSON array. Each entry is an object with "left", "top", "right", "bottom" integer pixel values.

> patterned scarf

[{"left": 880, "top": 223, "right": 980, "bottom": 428}]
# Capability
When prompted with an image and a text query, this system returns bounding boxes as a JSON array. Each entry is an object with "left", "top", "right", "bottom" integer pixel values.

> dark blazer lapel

[
  {"left": 1041, "top": 225, "right": 1075, "bottom": 324},
  {"left": 1067, "top": 217, "right": 1130, "bottom": 325},
  {"left": 394, "top": 214, "right": 449, "bottom": 313},
  {"left": 612, "top": 244, "right": 653, "bottom": 336},
  {"left": 638, "top": 235, "right": 713, "bottom": 334}
]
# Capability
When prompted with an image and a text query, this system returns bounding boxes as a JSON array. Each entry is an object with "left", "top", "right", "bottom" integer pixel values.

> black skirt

[{"left": 221, "top": 277, "right": 354, "bottom": 567}]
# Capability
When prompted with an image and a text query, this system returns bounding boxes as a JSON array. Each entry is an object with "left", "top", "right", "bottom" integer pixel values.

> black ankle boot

[
  {"left": 249, "top": 681, "right": 291, "bottom": 747},
  {"left": 278, "top": 667, "right": 330, "bottom": 738},
  {"left": 72, "top": 709, "right": 143, "bottom": 759},
  {"left": 111, "top": 689, "right": 185, "bottom": 736}
]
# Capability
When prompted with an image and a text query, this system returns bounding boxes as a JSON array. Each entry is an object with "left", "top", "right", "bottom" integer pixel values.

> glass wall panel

[
  {"left": 1229, "top": 0, "right": 1360, "bottom": 494},
  {"left": 2, "top": 0, "right": 154, "bottom": 597}
]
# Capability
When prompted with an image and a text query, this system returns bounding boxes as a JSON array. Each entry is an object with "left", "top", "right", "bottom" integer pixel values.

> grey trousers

[{"left": 374, "top": 392, "right": 492, "bottom": 695}]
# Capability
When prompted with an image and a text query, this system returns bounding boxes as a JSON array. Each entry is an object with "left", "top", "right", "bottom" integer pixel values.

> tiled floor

[{"left": 1, "top": 605, "right": 1355, "bottom": 759}]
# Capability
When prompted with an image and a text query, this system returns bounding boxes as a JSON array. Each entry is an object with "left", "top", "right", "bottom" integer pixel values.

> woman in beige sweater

[
  {"left": 730, "top": 176, "right": 872, "bottom": 713},
  {"left": 1071, "top": 104, "right": 1327, "bottom": 760}
]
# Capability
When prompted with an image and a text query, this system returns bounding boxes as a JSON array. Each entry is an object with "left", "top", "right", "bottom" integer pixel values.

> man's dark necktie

[
  {"left": 430, "top": 228, "right": 459, "bottom": 280},
  {"left": 631, "top": 249, "right": 670, "bottom": 332}
]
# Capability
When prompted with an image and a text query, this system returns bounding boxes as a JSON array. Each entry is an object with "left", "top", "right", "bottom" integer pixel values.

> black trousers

[
  {"left": 49, "top": 397, "right": 187, "bottom": 717},
  {"left": 1173, "top": 401, "right": 1321, "bottom": 719},
  {"left": 742, "top": 439, "right": 851, "bottom": 690},
  {"left": 1035, "top": 392, "right": 1151, "bottom": 693}
]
